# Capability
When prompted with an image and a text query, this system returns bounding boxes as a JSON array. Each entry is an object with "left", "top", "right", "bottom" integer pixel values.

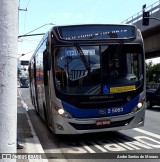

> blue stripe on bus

[{"left": 62, "top": 95, "right": 139, "bottom": 118}]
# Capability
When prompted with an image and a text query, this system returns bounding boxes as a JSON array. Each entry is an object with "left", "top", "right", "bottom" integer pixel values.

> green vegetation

[{"left": 146, "top": 61, "right": 160, "bottom": 88}]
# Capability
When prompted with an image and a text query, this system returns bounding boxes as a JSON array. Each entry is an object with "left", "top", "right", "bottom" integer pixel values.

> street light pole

[
  {"left": 18, "top": 23, "right": 54, "bottom": 38},
  {"left": 18, "top": 33, "right": 45, "bottom": 38},
  {"left": 24, "top": 23, "right": 54, "bottom": 35}
]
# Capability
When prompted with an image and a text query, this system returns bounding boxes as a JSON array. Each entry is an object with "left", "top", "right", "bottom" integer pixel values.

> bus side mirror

[{"left": 43, "top": 50, "right": 51, "bottom": 71}]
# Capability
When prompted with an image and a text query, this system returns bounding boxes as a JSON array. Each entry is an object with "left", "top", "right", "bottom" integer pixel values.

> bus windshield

[{"left": 54, "top": 44, "right": 143, "bottom": 95}]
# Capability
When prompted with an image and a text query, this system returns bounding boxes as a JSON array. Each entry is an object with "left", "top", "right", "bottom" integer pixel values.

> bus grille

[{"left": 69, "top": 117, "right": 134, "bottom": 130}]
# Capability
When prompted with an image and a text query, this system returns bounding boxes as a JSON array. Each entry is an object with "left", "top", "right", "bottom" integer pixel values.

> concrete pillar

[{"left": 0, "top": 0, "right": 18, "bottom": 161}]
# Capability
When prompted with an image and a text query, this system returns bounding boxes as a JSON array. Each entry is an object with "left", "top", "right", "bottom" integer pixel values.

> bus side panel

[{"left": 34, "top": 36, "right": 50, "bottom": 123}]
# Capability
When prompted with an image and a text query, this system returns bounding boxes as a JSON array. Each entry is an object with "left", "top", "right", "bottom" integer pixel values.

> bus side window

[
  {"left": 43, "top": 50, "right": 50, "bottom": 86},
  {"left": 43, "top": 50, "right": 51, "bottom": 71}
]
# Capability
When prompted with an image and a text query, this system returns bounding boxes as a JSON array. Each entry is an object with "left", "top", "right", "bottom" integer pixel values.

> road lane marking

[
  {"left": 80, "top": 142, "right": 96, "bottom": 153},
  {"left": 134, "top": 136, "right": 160, "bottom": 148},
  {"left": 62, "top": 133, "right": 160, "bottom": 154},
  {"left": 115, "top": 138, "right": 142, "bottom": 150},
  {"left": 90, "top": 141, "right": 107, "bottom": 152},
  {"left": 133, "top": 128, "right": 160, "bottom": 139},
  {"left": 97, "top": 140, "right": 126, "bottom": 151},
  {"left": 111, "top": 139, "right": 134, "bottom": 150},
  {"left": 61, "top": 128, "right": 160, "bottom": 154},
  {"left": 61, "top": 143, "right": 87, "bottom": 153}
]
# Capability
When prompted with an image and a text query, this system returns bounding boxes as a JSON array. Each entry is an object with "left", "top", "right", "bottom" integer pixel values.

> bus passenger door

[
  {"left": 33, "top": 60, "right": 40, "bottom": 113},
  {"left": 43, "top": 49, "right": 52, "bottom": 127}
]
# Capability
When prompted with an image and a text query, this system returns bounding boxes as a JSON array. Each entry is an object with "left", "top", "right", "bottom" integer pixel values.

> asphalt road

[{"left": 19, "top": 88, "right": 160, "bottom": 162}]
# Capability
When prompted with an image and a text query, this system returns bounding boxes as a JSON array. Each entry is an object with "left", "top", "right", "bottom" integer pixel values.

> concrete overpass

[{"left": 122, "top": 1, "right": 160, "bottom": 59}]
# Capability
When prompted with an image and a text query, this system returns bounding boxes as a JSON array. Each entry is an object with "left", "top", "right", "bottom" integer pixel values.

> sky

[{"left": 18, "top": 0, "right": 157, "bottom": 61}]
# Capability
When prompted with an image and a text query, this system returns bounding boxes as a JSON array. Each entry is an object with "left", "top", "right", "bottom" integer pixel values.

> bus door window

[
  {"left": 126, "top": 53, "right": 141, "bottom": 81},
  {"left": 101, "top": 45, "right": 120, "bottom": 83},
  {"left": 54, "top": 48, "right": 67, "bottom": 89}
]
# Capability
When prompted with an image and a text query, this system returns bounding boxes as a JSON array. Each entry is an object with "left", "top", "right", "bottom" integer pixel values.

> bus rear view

[{"left": 29, "top": 24, "right": 145, "bottom": 134}]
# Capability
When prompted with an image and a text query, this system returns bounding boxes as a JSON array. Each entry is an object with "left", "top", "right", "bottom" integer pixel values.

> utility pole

[{"left": 0, "top": 0, "right": 18, "bottom": 161}]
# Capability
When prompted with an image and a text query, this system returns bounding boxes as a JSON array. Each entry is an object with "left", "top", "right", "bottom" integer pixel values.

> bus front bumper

[{"left": 52, "top": 108, "right": 145, "bottom": 134}]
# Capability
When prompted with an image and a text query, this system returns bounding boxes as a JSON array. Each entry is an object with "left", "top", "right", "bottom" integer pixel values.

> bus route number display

[{"left": 65, "top": 49, "right": 95, "bottom": 56}]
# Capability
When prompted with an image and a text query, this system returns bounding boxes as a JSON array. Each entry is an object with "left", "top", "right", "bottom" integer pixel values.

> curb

[{"left": 18, "top": 89, "right": 48, "bottom": 162}]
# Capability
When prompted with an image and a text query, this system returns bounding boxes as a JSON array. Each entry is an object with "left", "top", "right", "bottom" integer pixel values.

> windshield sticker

[
  {"left": 102, "top": 85, "right": 110, "bottom": 94},
  {"left": 110, "top": 85, "right": 136, "bottom": 93}
]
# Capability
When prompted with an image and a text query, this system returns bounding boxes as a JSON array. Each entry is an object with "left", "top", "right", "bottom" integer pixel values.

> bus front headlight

[
  {"left": 55, "top": 105, "right": 73, "bottom": 119},
  {"left": 136, "top": 99, "right": 145, "bottom": 109},
  {"left": 137, "top": 102, "right": 143, "bottom": 109},
  {"left": 131, "top": 99, "right": 145, "bottom": 113},
  {"left": 58, "top": 108, "right": 65, "bottom": 115}
]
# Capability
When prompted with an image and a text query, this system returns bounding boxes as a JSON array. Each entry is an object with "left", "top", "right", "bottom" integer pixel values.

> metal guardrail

[{"left": 122, "top": 1, "right": 160, "bottom": 24}]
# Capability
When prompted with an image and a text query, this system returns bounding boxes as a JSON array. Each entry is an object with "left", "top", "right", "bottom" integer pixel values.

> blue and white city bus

[{"left": 28, "top": 24, "right": 145, "bottom": 134}]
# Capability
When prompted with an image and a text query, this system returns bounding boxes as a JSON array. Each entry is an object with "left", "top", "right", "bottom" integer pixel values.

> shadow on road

[{"left": 147, "top": 106, "right": 160, "bottom": 112}]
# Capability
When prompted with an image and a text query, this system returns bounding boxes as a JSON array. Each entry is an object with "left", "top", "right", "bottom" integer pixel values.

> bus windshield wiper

[
  {"left": 109, "top": 41, "right": 123, "bottom": 67},
  {"left": 74, "top": 43, "right": 90, "bottom": 70}
]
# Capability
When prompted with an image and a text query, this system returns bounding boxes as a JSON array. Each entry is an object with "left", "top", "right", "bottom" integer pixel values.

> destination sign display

[
  {"left": 65, "top": 49, "right": 95, "bottom": 56},
  {"left": 57, "top": 24, "right": 136, "bottom": 40}
]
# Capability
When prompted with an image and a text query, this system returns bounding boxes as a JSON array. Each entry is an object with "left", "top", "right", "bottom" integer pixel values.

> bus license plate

[{"left": 96, "top": 119, "right": 110, "bottom": 126}]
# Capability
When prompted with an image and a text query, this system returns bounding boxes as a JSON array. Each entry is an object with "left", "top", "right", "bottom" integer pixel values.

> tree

[
  {"left": 146, "top": 61, "right": 160, "bottom": 83},
  {"left": 151, "top": 63, "right": 160, "bottom": 83},
  {"left": 146, "top": 60, "right": 153, "bottom": 82}
]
